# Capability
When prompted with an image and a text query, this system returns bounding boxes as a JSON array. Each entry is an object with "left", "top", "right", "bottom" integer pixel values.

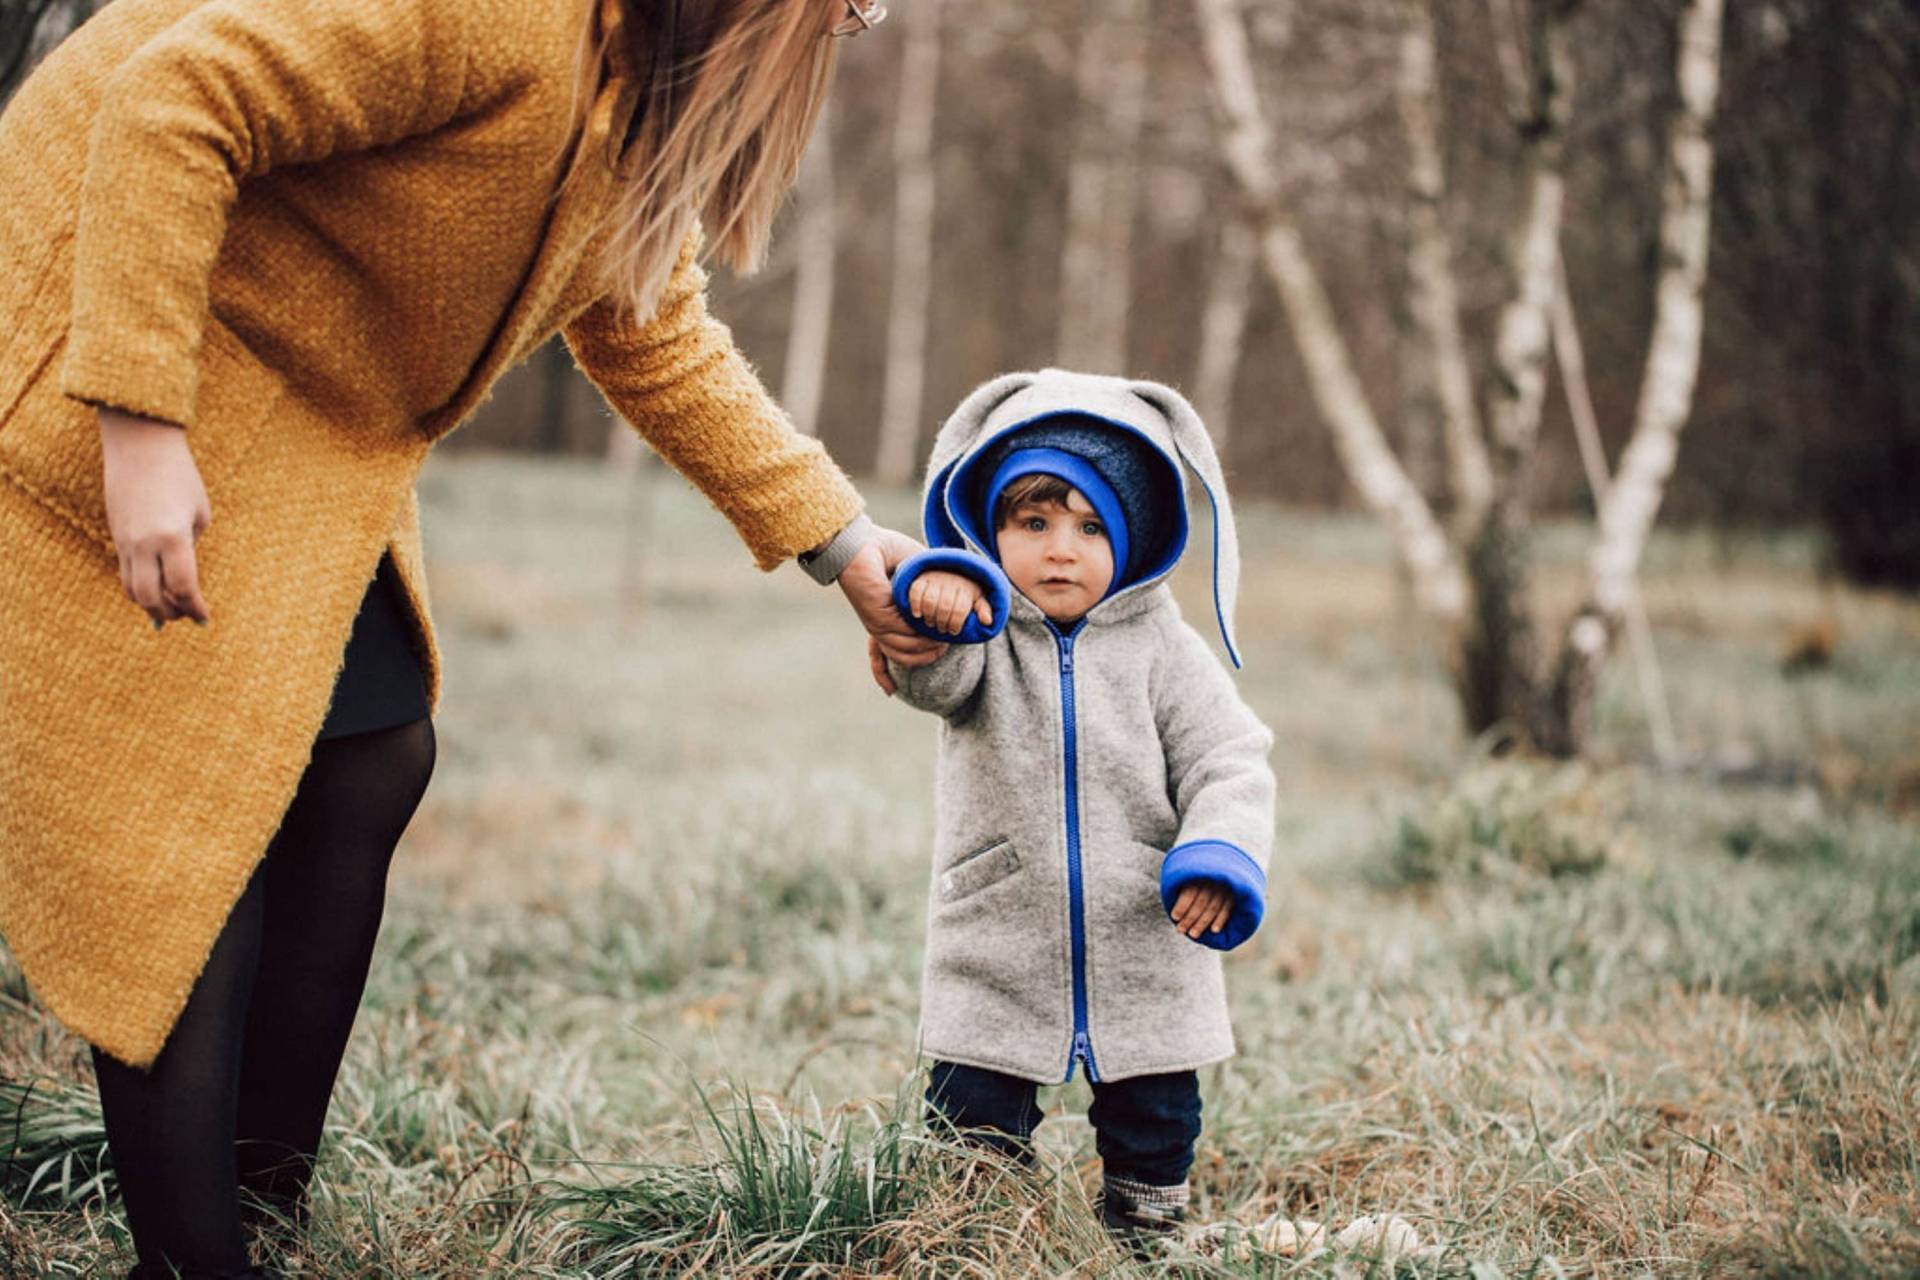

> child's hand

[
  {"left": 907, "top": 569, "right": 994, "bottom": 637},
  {"left": 1169, "top": 879, "right": 1236, "bottom": 941}
]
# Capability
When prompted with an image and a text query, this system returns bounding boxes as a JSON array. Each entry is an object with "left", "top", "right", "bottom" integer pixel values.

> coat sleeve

[
  {"left": 885, "top": 643, "right": 989, "bottom": 721},
  {"left": 62, "top": 0, "right": 502, "bottom": 425},
  {"left": 563, "top": 233, "right": 865, "bottom": 571},
  {"left": 1152, "top": 616, "right": 1276, "bottom": 951}
]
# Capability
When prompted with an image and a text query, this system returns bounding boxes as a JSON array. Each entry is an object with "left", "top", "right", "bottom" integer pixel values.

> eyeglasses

[{"left": 830, "top": 0, "right": 887, "bottom": 38}]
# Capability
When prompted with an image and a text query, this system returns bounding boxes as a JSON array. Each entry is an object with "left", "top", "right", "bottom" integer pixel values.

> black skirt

[{"left": 316, "top": 553, "right": 431, "bottom": 740}]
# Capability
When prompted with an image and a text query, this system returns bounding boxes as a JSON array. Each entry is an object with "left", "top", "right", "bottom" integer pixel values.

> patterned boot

[{"left": 1098, "top": 1174, "right": 1189, "bottom": 1257}]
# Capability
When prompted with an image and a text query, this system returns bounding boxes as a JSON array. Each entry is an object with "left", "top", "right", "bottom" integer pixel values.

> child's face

[{"left": 997, "top": 488, "right": 1115, "bottom": 625}]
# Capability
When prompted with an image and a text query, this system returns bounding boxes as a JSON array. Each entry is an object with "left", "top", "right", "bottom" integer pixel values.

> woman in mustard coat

[{"left": 0, "top": 0, "right": 929, "bottom": 1274}]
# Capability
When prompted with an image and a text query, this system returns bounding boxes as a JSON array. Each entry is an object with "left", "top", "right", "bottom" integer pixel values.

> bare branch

[
  {"left": 1396, "top": 0, "right": 1492, "bottom": 528},
  {"left": 1193, "top": 0, "right": 1466, "bottom": 624}
]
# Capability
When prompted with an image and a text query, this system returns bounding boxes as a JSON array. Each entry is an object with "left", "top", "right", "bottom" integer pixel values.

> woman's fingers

[
  {"left": 159, "top": 533, "right": 211, "bottom": 624},
  {"left": 867, "top": 634, "right": 896, "bottom": 695},
  {"left": 126, "top": 546, "right": 177, "bottom": 627},
  {"left": 97, "top": 409, "right": 214, "bottom": 629}
]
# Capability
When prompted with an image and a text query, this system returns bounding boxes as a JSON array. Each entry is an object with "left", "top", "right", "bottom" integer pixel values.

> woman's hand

[
  {"left": 98, "top": 408, "right": 212, "bottom": 628},
  {"left": 837, "top": 524, "right": 946, "bottom": 694}
]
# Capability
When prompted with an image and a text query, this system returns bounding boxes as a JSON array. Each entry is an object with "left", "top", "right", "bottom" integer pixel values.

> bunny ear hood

[{"left": 921, "top": 369, "right": 1244, "bottom": 668}]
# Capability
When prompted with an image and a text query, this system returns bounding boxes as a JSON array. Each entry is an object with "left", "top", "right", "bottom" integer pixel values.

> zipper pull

[
  {"left": 1072, "top": 1030, "right": 1092, "bottom": 1068},
  {"left": 1061, "top": 637, "right": 1075, "bottom": 674}
]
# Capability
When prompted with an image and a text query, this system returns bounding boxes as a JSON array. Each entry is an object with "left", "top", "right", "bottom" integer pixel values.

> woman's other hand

[
  {"left": 98, "top": 408, "right": 213, "bottom": 629},
  {"left": 838, "top": 524, "right": 945, "bottom": 694}
]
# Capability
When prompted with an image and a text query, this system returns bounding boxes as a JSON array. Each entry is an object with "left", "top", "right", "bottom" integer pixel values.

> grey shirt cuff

[{"left": 796, "top": 512, "right": 878, "bottom": 585}]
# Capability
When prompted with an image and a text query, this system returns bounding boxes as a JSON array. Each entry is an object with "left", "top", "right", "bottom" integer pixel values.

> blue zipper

[{"left": 1052, "top": 620, "right": 1099, "bottom": 1083}]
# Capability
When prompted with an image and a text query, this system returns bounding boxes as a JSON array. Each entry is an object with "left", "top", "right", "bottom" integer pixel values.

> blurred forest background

[{"left": 9, "top": 0, "right": 1915, "bottom": 543}]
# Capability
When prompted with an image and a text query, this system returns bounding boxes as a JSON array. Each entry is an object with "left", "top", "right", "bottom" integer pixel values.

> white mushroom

[
  {"left": 1254, "top": 1215, "right": 1329, "bottom": 1257},
  {"left": 1332, "top": 1213, "right": 1424, "bottom": 1257},
  {"left": 1185, "top": 1215, "right": 1328, "bottom": 1261}
]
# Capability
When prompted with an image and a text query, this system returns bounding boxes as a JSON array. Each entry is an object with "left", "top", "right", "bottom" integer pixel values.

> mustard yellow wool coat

[{"left": 0, "top": 0, "right": 864, "bottom": 1068}]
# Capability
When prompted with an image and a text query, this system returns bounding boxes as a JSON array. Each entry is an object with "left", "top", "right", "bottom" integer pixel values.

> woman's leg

[
  {"left": 92, "top": 867, "right": 267, "bottom": 1278},
  {"left": 234, "top": 718, "right": 436, "bottom": 1227}
]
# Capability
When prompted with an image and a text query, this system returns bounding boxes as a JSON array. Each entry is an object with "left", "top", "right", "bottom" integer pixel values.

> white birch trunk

[
  {"left": 1482, "top": 1, "right": 1573, "bottom": 477},
  {"left": 874, "top": 0, "right": 942, "bottom": 486},
  {"left": 1547, "top": 0, "right": 1725, "bottom": 754},
  {"left": 1455, "top": 0, "right": 1576, "bottom": 741},
  {"left": 1551, "top": 254, "right": 1679, "bottom": 764},
  {"left": 1192, "top": 217, "right": 1256, "bottom": 451},
  {"left": 1396, "top": 0, "right": 1491, "bottom": 527},
  {"left": 782, "top": 108, "right": 836, "bottom": 438},
  {"left": 1193, "top": 0, "right": 1466, "bottom": 624},
  {"left": 1057, "top": 0, "right": 1151, "bottom": 374}
]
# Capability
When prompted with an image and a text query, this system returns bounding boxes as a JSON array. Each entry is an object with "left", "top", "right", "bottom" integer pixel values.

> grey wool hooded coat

[{"left": 887, "top": 370, "right": 1277, "bottom": 1085}]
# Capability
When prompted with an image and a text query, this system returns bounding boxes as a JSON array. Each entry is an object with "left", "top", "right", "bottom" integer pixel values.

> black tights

[{"left": 91, "top": 719, "right": 436, "bottom": 1279}]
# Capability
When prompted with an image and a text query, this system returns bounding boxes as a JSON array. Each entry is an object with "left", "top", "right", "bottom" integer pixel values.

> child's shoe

[{"left": 1097, "top": 1174, "right": 1189, "bottom": 1256}]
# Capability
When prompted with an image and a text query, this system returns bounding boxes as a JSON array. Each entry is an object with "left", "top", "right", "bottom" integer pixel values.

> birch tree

[
  {"left": 1193, "top": 217, "right": 1257, "bottom": 452},
  {"left": 782, "top": 105, "right": 836, "bottom": 438},
  {"left": 1194, "top": 0, "right": 1726, "bottom": 756},
  {"left": 1057, "top": 0, "right": 1152, "bottom": 373},
  {"left": 1393, "top": 0, "right": 1489, "bottom": 528},
  {"left": 1458, "top": 0, "right": 1575, "bottom": 739},
  {"left": 1193, "top": 0, "right": 1466, "bottom": 624},
  {"left": 874, "top": 0, "right": 943, "bottom": 485},
  {"left": 1541, "top": 0, "right": 1724, "bottom": 754}
]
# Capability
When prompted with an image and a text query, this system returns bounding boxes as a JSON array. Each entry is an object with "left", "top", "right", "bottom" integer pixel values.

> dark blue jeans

[{"left": 925, "top": 1061, "right": 1202, "bottom": 1186}]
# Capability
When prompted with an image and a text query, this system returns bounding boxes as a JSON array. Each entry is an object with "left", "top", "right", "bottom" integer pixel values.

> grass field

[{"left": 4, "top": 452, "right": 1918, "bottom": 1276}]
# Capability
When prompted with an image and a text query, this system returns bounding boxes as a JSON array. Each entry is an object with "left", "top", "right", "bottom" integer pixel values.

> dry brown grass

[{"left": 2, "top": 459, "right": 1916, "bottom": 1275}]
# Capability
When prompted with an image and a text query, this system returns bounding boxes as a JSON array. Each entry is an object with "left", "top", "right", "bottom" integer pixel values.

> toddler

[{"left": 882, "top": 370, "right": 1276, "bottom": 1241}]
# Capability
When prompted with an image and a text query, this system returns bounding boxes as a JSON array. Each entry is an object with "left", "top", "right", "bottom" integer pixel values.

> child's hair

[{"left": 992, "top": 473, "right": 1079, "bottom": 530}]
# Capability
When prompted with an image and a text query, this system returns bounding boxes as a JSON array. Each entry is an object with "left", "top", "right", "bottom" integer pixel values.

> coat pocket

[
  {"left": 938, "top": 838, "right": 1021, "bottom": 903},
  {"left": 0, "top": 320, "right": 286, "bottom": 547}
]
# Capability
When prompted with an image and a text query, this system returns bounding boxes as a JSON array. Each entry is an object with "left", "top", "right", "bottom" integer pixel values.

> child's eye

[
  {"left": 1081, "top": 521, "right": 1103, "bottom": 537},
  {"left": 1025, "top": 517, "right": 1047, "bottom": 533}
]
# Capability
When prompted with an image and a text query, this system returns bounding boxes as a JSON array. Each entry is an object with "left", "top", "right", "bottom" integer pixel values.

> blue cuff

[
  {"left": 891, "top": 550, "right": 1010, "bottom": 644},
  {"left": 1159, "top": 840, "right": 1266, "bottom": 952}
]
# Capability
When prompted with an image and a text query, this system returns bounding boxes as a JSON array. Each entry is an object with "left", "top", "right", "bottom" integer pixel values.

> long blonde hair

[{"left": 571, "top": 0, "right": 840, "bottom": 320}]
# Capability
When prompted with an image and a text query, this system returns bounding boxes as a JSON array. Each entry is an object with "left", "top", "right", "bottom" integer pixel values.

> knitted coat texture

[
  {"left": 0, "top": 0, "right": 863, "bottom": 1067},
  {"left": 888, "top": 371, "right": 1277, "bottom": 1084}
]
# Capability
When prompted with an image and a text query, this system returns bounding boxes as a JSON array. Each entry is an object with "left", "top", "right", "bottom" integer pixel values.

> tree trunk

[
  {"left": 782, "top": 107, "right": 836, "bottom": 438},
  {"left": 1, "top": 0, "right": 56, "bottom": 104},
  {"left": 1192, "top": 217, "right": 1256, "bottom": 451},
  {"left": 1192, "top": 0, "right": 1467, "bottom": 626},
  {"left": 1057, "top": 0, "right": 1151, "bottom": 374},
  {"left": 1396, "top": 0, "right": 1491, "bottom": 528},
  {"left": 874, "top": 0, "right": 942, "bottom": 486},
  {"left": 1460, "top": 0, "right": 1577, "bottom": 745},
  {"left": 1549, "top": 253, "right": 1680, "bottom": 766},
  {"left": 1542, "top": 0, "right": 1725, "bottom": 756}
]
